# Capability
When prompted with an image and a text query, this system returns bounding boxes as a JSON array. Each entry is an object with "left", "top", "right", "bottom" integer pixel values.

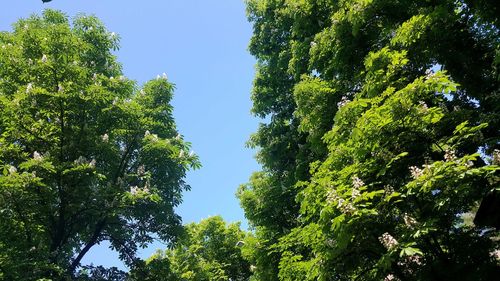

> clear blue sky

[{"left": 0, "top": 0, "right": 260, "bottom": 269}]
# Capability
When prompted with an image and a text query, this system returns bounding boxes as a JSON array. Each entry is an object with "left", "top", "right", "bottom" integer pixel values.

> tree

[
  {"left": 241, "top": 0, "right": 500, "bottom": 280},
  {"left": 0, "top": 10, "right": 200, "bottom": 280},
  {"left": 130, "top": 216, "right": 253, "bottom": 281}
]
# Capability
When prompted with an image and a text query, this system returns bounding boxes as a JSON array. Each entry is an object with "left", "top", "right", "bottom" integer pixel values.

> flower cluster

[
  {"left": 409, "top": 166, "right": 423, "bottom": 179},
  {"left": 337, "top": 96, "right": 350, "bottom": 108},
  {"left": 326, "top": 189, "right": 355, "bottom": 214},
  {"left": 403, "top": 213, "right": 417, "bottom": 228},
  {"left": 33, "top": 151, "right": 43, "bottom": 161},
  {"left": 492, "top": 149, "right": 500, "bottom": 165},
  {"left": 444, "top": 149, "right": 456, "bottom": 162},
  {"left": 101, "top": 133, "right": 109, "bottom": 142},
  {"left": 8, "top": 165, "right": 17, "bottom": 174},
  {"left": 384, "top": 274, "right": 399, "bottom": 281},
  {"left": 418, "top": 100, "right": 428, "bottom": 111},
  {"left": 379, "top": 232, "right": 398, "bottom": 250}
]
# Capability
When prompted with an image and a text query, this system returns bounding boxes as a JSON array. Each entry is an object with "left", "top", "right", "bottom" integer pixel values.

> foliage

[
  {"left": 0, "top": 10, "right": 199, "bottom": 280},
  {"left": 131, "top": 216, "right": 252, "bottom": 281},
  {"left": 241, "top": 0, "right": 500, "bottom": 280}
]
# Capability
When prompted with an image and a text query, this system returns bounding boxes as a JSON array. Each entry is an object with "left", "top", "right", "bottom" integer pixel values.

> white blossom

[
  {"left": 41, "top": 54, "right": 47, "bottom": 63},
  {"left": 89, "top": 159, "right": 96, "bottom": 168},
  {"left": 144, "top": 130, "right": 151, "bottom": 137},
  {"left": 337, "top": 96, "right": 350, "bottom": 108},
  {"left": 352, "top": 176, "right": 364, "bottom": 189},
  {"left": 58, "top": 84, "right": 63, "bottom": 92},
  {"left": 384, "top": 274, "right": 399, "bottom": 281},
  {"left": 140, "top": 89, "right": 145, "bottom": 96},
  {"left": 33, "top": 151, "right": 42, "bottom": 161},
  {"left": 384, "top": 185, "right": 395, "bottom": 195},
  {"left": 444, "top": 149, "right": 456, "bottom": 162},
  {"left": 101, "top": 133, "right": 109, "bottom": 142},
  {"left": 110, "top": 32, "right": 116, "bottom": 37},
  {"left": 466, "top": 160, "right": 474, "bottom": 168},
  {"left": 75, "top": 156, "right": 86, "bottom": 165},
  {"left": 8, "top": 165, "right": 17, "bottom": 174},
  {"left": 418, "top": 100, "right": 428, "bottom": 111},
  {"left": 403, "top": 213, "right": 417, "bottom": 228},
  {"left": 179, "top": 150, "right": 185, "bottom": 158},
  {"left": 26, "top": 83, "right": 33, "bottom": 93},
  {"left": 137, "top": 165, "right": 146, "bottom": 175},
  {"left": 175, "top": 133, "right": 181, "bottom": 140},
  {"left": 409, "top": 166, "right": 423, "bottom": 179},
  {"left": 379, "top": 232, "right": 398, "bottom": 250},
  {"left": 162, "top": 72, "right": 168, "bottom": 79},
  {"left": 493, "top": 149, "right": 500, "bottom": 165},
  {"left": 310, "top": 41, "right": 317, "bottom": 47},
  {"left": 130, "top": 186, "right": 139, "bottom": 195},
  {"left": 491, "top": 249, "right": 500, "bottom": 261}
]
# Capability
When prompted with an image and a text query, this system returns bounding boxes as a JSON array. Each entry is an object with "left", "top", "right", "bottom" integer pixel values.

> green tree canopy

[
  {"left": 131, "top": 216, "right": 252, "bottom": 281},
  {"left": 240, "top": 0, "right": 500, "bottom": 280},
  {"left": 0, "top": 10, "right": 199, "bottom": 280}
]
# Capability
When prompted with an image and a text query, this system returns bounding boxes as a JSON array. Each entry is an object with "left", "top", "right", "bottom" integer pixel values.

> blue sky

[{"left": 0, "top": 0, "right": 260, "bottom": 269}]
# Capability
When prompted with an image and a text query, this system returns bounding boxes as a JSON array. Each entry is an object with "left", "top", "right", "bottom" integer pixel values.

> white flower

[
  {"left": 93, "top": 73, "right": 98, "bottom": 80},
  {"left": 144, "top": 130, "right": 151, "bottom": 137},
  {"left": 8, "top": 165, "right": 17, "bottom": 174},
  {"left": 110, "top": 32, "right": 116, "bottom": 37},
  {"left": 58, "top": 84, "right": 63, "bottom": 92},
  {"left": 403, "top": 213, "right": 417, "bottom": 228},
  {"left": 118, "top": 75, "right": 125, "bottom": 81},
  {"left": 26, "top": 83, "right": 33, "bottom": 93},
  {"left": 409, "top": 166, "right": 423, "bottom": 179},
  {"left": 379, "top": 232, "right": 398, "bottom": 250},
  {"left": 41, "top": 54, "right": 47, "bottom": 63},
  {"left": 491, "top": 249, "right": 500, "bottom": 261},
  {"left": 162, "top": 73, "right": 168, "bottom": 79},
  {"left": 337, "top": 96, "right": 350, "bottom": 108},
  {"left": 33, "top": 151, "right": 42, "bottom": 161},
  {"left": 418, "top": 100, "right": 428, "bottom": 111},
  {"left": 384, "top": 274, "right": 399, "bottom": 281},
  {"left": 407, "top": 254, "right": 423, "bottom": 265},
  {"left": 175, "top": 133, "right": 181, "bottom": 140},
  {"left": 110, "top": 76, "right": 114, "bottom": 80},
  {"left": 137, "top": 165, "right": 146, "bottom": 175},
  {"left": 352, "top": 176, "right": 364, "bottom": 189},
  {"left": 466, "top": 160, "right": 474, "bottom": 168},
  {"left": 444, "top": 149, "right": 456, "bottom": 162},
  {"left": 89, "top": 159, "right": 96, "bottom": 168},
  {"left": 384, "top": 185, "right": 395, "bottom": 195},
  {"left": 140, "top": 89, "right": 145, "bottom": 96},
  {"left": 28, "top": 58, "right": 33, "bottom": 65},
  {"left": 101, "top": 133, "right": 109, "bottom": 142},
  {"left": 75, "top": 156, "right": 86, "bottom": 165},
  {"left": 310, "top": 41, "right": 317, "bottom": 47},
  {"left": 179, "top": 150, "right": 185, "bottom": 158},
  {"left": 130, "top": 186, "right": 139, "bottom": 195},
  {"left": 493, "top": 149, "right": 500, "bottom": 165}
]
